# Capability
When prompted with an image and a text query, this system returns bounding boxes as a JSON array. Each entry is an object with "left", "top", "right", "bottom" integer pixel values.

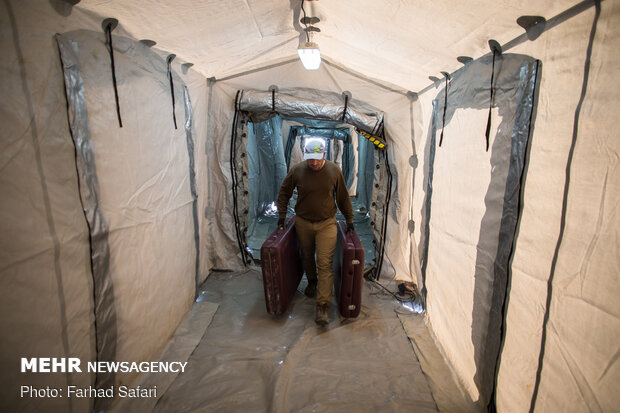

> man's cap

[{"left": 303, "top": 138, "right": 326, "bottom": 160}]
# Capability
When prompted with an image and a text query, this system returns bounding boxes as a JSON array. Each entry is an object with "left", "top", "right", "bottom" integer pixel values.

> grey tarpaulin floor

[{"left": 122, "top": 269, "right": 474, "bottom": 412}]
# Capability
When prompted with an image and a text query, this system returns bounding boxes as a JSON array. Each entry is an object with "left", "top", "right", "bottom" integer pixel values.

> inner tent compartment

[
  {"left": 230, "top": 89, "right": 392, "bottom": 278},
  {"left": 244, "top": 114, "right": 377, "bottom": 267}
]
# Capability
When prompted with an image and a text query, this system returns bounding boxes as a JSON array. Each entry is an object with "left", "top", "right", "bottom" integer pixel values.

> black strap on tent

[
  {"left": 372, "top": 118, "right": 384, "bottom": 137},
  {"left": 341, "top": 132, "right": 350, "bottom": 182},
  {"left": 103, "top": 18, "right": 122, "bottom": 128},
  {"left": 485, "top": 52, "right": 496, "bottom": 151},
  {"left": 485, "top": 40, "right": 502, "bottom": 151},
  {"left": 271, "top": 89, "right": 276, "bottom": 112},
  {"left": 284, "top": 127, "right": 298, "bottom": 170},
  {"left": 438, "top": 72, "right": 449, "bottom": 147},
  {"left": 167, "top": 55, "right": 178, "bottom": 129},
  {"left": 342, "top": 93, "right": 349, "bottom": 122}
]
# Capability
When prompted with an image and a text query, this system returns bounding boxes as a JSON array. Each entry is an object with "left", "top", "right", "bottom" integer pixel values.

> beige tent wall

[
  {"left": 0, "top": 1, "right": 209, "bottom": 411},
  {"left": 499, "top": 2, "right": 620, "bottom": 411},
  {"left": 414, "top": 1, "right": 620, "bottom": 411},
  {"left": 1, "top": 3, "right": 100, "bottom": 412}
]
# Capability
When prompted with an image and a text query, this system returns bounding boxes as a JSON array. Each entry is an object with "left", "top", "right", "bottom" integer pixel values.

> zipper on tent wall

[
  {"left": 360, "top": 123, "right": 391, "bottom": 281},
  {"left": 375, "top": 142, "right": 393, "bottom": 281},
  {"left": 102, "top": 18, "right": 122, "bottom": 128},
  {"left": 230, "top": 91, "right": 250, "bottom": 266},
  {"left": 230, "top": 91, "right": 246, "bottom": 266}
]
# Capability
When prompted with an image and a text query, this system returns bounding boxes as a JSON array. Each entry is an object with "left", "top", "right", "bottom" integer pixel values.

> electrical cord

[
  {"left": 367, "top": 253, "right": 424, "bottom": 314},
  {"left": 300, "top": 0, "right": 310, "bottom": 42},
  {"left": 369, "top": 278, "right": 416, "bottom": 303}
]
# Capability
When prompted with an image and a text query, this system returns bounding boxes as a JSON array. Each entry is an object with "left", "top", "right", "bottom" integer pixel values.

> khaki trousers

[{"left": 294, "top": 216, "right": 337, "bottom": 307}]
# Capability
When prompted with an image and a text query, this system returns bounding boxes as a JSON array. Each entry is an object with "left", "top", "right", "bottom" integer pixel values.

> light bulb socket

[
  {"left": 298, "top": 41, "right": 319, "bottom": 49},
  {"left": 297, "top": 41, "right": 321, "bottom": 70}
]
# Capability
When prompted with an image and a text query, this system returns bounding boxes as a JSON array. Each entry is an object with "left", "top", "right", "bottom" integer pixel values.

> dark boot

[
  {"left": 315, "top": 304, "right": 329, "bottom": 326},
  {"left": 304, "top": 278, "right": 317, "bottom": 298}
]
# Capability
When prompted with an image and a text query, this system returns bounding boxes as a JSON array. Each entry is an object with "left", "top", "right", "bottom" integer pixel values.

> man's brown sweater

[{"left": 277, "top": 160, "right": 354, "bottom": 224}]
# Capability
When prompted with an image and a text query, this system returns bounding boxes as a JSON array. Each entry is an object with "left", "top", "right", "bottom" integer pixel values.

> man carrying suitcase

[{"left": 276, "top": 138, "right": 355, "bottom": 326}]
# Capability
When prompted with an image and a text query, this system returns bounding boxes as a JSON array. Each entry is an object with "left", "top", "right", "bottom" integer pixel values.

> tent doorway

[{"left": 244, "top": 115, "right": 376, "bottom": 267}]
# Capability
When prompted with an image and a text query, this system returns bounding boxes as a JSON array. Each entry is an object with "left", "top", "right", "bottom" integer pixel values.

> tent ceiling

[{"left": 77, "top": 0, "right": 578, "bottom": 92}]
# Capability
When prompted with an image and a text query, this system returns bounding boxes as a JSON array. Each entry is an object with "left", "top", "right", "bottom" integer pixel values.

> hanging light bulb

[
  {"left": 298, "top": 41, "right": 321, "bottom": 70},
  {"left": 298, "top": 0, "right": 321, "bottom": 70}
]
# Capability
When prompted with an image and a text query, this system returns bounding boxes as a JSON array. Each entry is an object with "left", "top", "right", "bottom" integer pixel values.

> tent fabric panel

[
  {"left": 56, "top": 28, "right": 196, "bottom": 402},
  {"left": 247, "top": 116, "right": 287, "bottom": 226},
  {"left": 356, "top": 134, "right": 375, "bottom": 212},
  {"left": 0, "top": 3, "right": 103, "bottom": 412},
  {"left": 499, "top": 2, "right": 620, "bottom": 412},
  {"left": 345, "top": 129, "right": 359, "bottom": 194},
  {"left": 408, "top": 3, "right": 620, "bottom": 411}
]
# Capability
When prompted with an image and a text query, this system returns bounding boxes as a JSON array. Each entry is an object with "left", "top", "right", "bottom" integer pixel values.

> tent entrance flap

[{"left": 419, "top": 53, "right": 540, "bottom": 408}]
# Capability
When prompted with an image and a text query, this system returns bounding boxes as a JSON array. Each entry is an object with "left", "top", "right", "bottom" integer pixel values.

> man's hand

[
  {"left": 278, "top": 217, "right": 286, "bottom": 230},
  {"left": 346, "top": 222, "right": 355, "bottom": 233}
]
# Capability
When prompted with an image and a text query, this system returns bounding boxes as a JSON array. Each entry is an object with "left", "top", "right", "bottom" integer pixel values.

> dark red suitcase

[
  {"left": 260, "top": 217, "right": 303, "bottom": 315},
  {"left": 334, "top": 220, "right": 365, "bottom": 318}
]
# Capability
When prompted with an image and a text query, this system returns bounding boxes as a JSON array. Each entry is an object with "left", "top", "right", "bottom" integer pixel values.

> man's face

[{"left": 306, "top": 153, "right": 325, "bottom": 171}]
